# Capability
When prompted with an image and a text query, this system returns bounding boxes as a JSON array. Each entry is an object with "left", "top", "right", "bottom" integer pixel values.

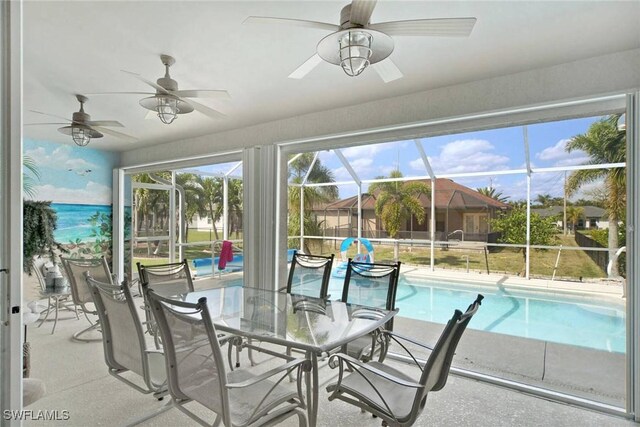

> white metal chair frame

[
  {"left": 33, "top": 257, "right": 79, "bottom": 334},
  {"left": 148, "top": 289, "right": 310, "bottom": 427},
  {"left": 326, "top": 294, "right": 484, "bottom": 427},
  {"left": 86, "top": 273, "right": 172, "bottom": 425},
  {"left": 60, "top": 256, "right": 113, "bottom": 342}
]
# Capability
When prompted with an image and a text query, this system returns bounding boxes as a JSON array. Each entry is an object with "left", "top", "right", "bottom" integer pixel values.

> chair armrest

[
  {"left": 382, "top": 330, "right": 434, "bottom": 351},
  {"left": 328, "top": 353, "right": 423, "bottom": 389},
  {"left": 226, "top": 358, "right": 311, "bottom": 389}
]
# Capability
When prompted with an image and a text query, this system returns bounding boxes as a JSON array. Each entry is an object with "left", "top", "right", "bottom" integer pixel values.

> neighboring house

[
  {"left": 188, "top": 213, "right": 223, "bottom": 231},
  {"left": 532, "top": 205, "right": 608, "bottom": 230},
  {"left": 313, "top": 178, "right": 509, "bottom": 242}
]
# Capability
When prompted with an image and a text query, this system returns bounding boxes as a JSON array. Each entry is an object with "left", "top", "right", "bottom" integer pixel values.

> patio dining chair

[
  {"left": 339, "top": 259, "right": 401, "bottom": 362},
  {"left": 326, "top": 294, "right": 484, "bottom": 427},
  {"left": 147, "top": 289, "right": 310, "bottom": 427},
  {"left": 32, "top": 257, "right": 79, "bottom": 332},
  {"left": 284, "top": 251, "right": 335, "bottom": 299},
  {"left": 85, "top": 273, "right": 171, "bottom": 425},
  {"left": 137, "top": 260, "right": 194, "bottom": 345},
  {"left": 60, "top": 256, "right": 113, "bottom": 342}
]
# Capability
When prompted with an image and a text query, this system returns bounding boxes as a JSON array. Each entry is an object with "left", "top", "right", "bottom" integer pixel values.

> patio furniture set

[{"left": 37, "top": 251, "right": 483, "bottom": 426}]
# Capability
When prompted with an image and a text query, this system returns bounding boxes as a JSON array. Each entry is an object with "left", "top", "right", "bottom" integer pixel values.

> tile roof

[{"left": 318, "top": 178, "right": 510, "bottom": 211}]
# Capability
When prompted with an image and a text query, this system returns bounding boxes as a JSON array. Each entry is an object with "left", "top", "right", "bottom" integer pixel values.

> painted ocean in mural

[{"left": 52, "top": 203, "right": 112, "bottom": 243}]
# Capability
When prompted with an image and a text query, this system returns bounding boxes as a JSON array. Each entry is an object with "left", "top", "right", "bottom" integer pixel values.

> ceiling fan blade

[
  {"left": 87, "top": 120, "right": 124, "bottom": 128},
  {"left": 369, "top": 18, "right": 477, "bottom": 37},
  {"left": 186, "top": 99, "right": 226, "bottom": 120},
  {"left": 288, "top": 54, "right": 323, "bottom": 79},
  {"left": 372, "top": 59, "right": 403, "bottom": 83},
  {"left": 28, "top": 110, "right": 72, "bottom": 123},
  {"left": 350, "top": 0, "right": 378, "bottom": 26},
  {"left": 86, "top": 91, "right": 154, "bottom": 96},
  {"left": 91, "top": 125, "right": 137, "bottom": 143},
  {"left": 173, "top": 90, "right": 231, "bottom": 99},
  {"left": 121, "top": 70, "right": 171, "bottom": 94},
  {"left": 243, "top": 16, "right": 339, "bottom": 31}
]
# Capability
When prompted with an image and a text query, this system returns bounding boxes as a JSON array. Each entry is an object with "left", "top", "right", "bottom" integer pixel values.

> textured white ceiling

[{"left": 23, "top": 1, "right": 640, "bottom": 151}]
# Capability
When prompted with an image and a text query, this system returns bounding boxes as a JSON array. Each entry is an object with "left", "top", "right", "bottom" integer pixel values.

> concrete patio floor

[{"left": 22, "top": 275, "right": 634, "bottom": 427}]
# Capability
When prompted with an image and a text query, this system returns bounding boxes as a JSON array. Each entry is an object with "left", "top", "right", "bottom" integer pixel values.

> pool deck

[{"left": 400, "top": 265, "right": 625, "bottom": 302}]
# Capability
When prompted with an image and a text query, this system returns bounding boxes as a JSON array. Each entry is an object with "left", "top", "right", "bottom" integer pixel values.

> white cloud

[
  {"left": 427, "top": 139, "right": 510, "bottom": 174},
  {"left": 409, "top": 158, "right": 426, "bottom": 171},
  {"left": 340, "top": 142, "right": 394, "bottom": 160},
  {"left": 535, "top": 138, "right": 588, "bottom": 167},
  {"left": 26, "top": 181, "right": 111, "bottom": 205},
  {"left": 24, "top": 145, "right": 97, "bottom": 170}
]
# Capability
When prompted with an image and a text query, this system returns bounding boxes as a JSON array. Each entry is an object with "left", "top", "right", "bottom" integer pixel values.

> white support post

[
  {"left": 524, "top": 126, "right": 532, "bottom": 279},
  {"left": 335, "top": 149, "right": 363, "bottom": 251},
  {"left": 300, "top": 186, "right": 304, "bottom": 251},
  {"left": 430, "top": 178, "right": 436, "bottom": 271},
  {"left": 223, "top": 175, "right": 229, "bottom": 241},
  {"left": 243, "top": 146, "right": 279, "bottom": 290},
  {"left": 1, "top": 0, "right": 23, "bottom": 417},
  {"left": 626, "top": 92, "right": 639, "bottom": 420},
  {"left": 169, "top": 172, "right": 176, "bottom": 262},
  {"left": 113, "top": 169, "right": 125, "bottom": 280},
  {"left": 414, "top": 140, "right": 437, "bottom": 272}
]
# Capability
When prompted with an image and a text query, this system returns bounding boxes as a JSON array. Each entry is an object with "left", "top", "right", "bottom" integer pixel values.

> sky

[
  {"left": 24, "top": 139, "right": 118, "bottom": 205},
  {"left": 294, "top": 115, "right": 616, "bottom": 202}
]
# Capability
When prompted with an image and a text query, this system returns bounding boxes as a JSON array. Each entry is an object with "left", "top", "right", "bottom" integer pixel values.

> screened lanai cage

[
  {"left": 127, "top": 161, "right": 244, "bottom": 279},
  {"left": 288, "top": 114, "right": 627, "bottom": 283}
]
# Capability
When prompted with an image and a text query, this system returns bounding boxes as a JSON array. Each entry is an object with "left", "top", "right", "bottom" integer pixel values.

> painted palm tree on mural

[
  {"left": 368, "top": 170, "right": 431, "bottom": 261},
  {"left": 565, "top": 114, "right": 625, "bottom": 275},
  {"left": 23, "top": 155, "right": 41, "bottom": 198},
  {"left": 288, "top": 153, "right": 338, "bottom": 253}
]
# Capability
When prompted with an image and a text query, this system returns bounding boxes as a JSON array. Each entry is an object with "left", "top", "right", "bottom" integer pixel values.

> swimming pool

[
  {"left": 204, "top": 272, "right": 626, "bottom": 353},
  {"left": 324, "top": 275, "right": 626, "bottom": 353}
]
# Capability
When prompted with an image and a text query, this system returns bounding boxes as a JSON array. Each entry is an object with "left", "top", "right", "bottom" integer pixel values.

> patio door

[{"left": 463, "top": 213, "right": 488, "bottom": 235}]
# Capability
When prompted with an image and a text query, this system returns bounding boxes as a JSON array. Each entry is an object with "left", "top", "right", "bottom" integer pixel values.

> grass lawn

[
  {"left": 309, "top": 234, "right": 606, "bottom": 280},
  {"left": 132, "top": 233, "right": 606, "bottom": 280}
]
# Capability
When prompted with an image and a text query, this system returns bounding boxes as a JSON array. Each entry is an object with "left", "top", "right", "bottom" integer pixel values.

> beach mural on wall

[{"left": 23, "top": 139, "right": 118, "bottom": 256}]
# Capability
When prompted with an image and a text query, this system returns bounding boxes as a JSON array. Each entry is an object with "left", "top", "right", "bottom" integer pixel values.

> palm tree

[
  {"left": 476, "top": 186, "right": 509, "bottom": 203},
  {"left": 288, "top": 153, "right": 338, "bottom": 252},
  {"left": 368, "top": 171, "right": 430, "bottom": 261},
  {"left": 565, "top": 206, "right": 584, "bottom": 235},
  {"left": 565, "top": 115, "right": 625, "bottom": 274},
  {"left": 288, "top": 153, "right": 338, "bottom": 214},
  {"left": 535, "top": 193, "right": 554, "bottom": 207},
  {"left": 198, "top": 176, "right": 223, "bottom": 240}
]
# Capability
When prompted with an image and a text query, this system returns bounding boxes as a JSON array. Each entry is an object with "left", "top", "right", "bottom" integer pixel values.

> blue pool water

[
  {"left": 207, "top": 270, "right": 626, "bottom": 353},
  {"left": 323, "top": 275, "right": 626, "bottom": 353}
]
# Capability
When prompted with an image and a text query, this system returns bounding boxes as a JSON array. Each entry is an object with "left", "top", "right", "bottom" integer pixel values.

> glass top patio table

[{"left": 171, "top": 284, "right": 398, "bottom": 355}]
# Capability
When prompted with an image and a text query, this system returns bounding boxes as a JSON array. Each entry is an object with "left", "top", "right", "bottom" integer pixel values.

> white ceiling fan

[
  {"left": 91, "top": 54, "right": 230, "bottom": 125},
  {"left": 245, "top": 0, "right": 476, "bottom": 82},
  {"left": 26, "top": 95, "right": 136, "bottom": 146}
]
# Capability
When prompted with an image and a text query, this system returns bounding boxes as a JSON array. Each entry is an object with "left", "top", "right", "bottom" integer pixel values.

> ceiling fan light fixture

[
  {"left": 339, "top": 30, "right": 372, "bottom": 77},
  {"left": 156, "top": 96, "right": 179, "bottom": 124},
  {"left": 71, "top": 126, "right": 92, "bottom": 146}
]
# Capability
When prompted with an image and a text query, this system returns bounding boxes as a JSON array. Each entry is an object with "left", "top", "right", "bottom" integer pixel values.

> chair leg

[
  {"left": 37, "top": 297, "right": 53, "bottom": 328},
  {"left": 72, "top": 320, "right": 102, "bottom": 342}
]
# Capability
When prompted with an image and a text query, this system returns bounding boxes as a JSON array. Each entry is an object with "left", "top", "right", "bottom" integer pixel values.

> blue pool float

[{"left": 332, "top": 237, "right": 374, "bottom": 278}]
